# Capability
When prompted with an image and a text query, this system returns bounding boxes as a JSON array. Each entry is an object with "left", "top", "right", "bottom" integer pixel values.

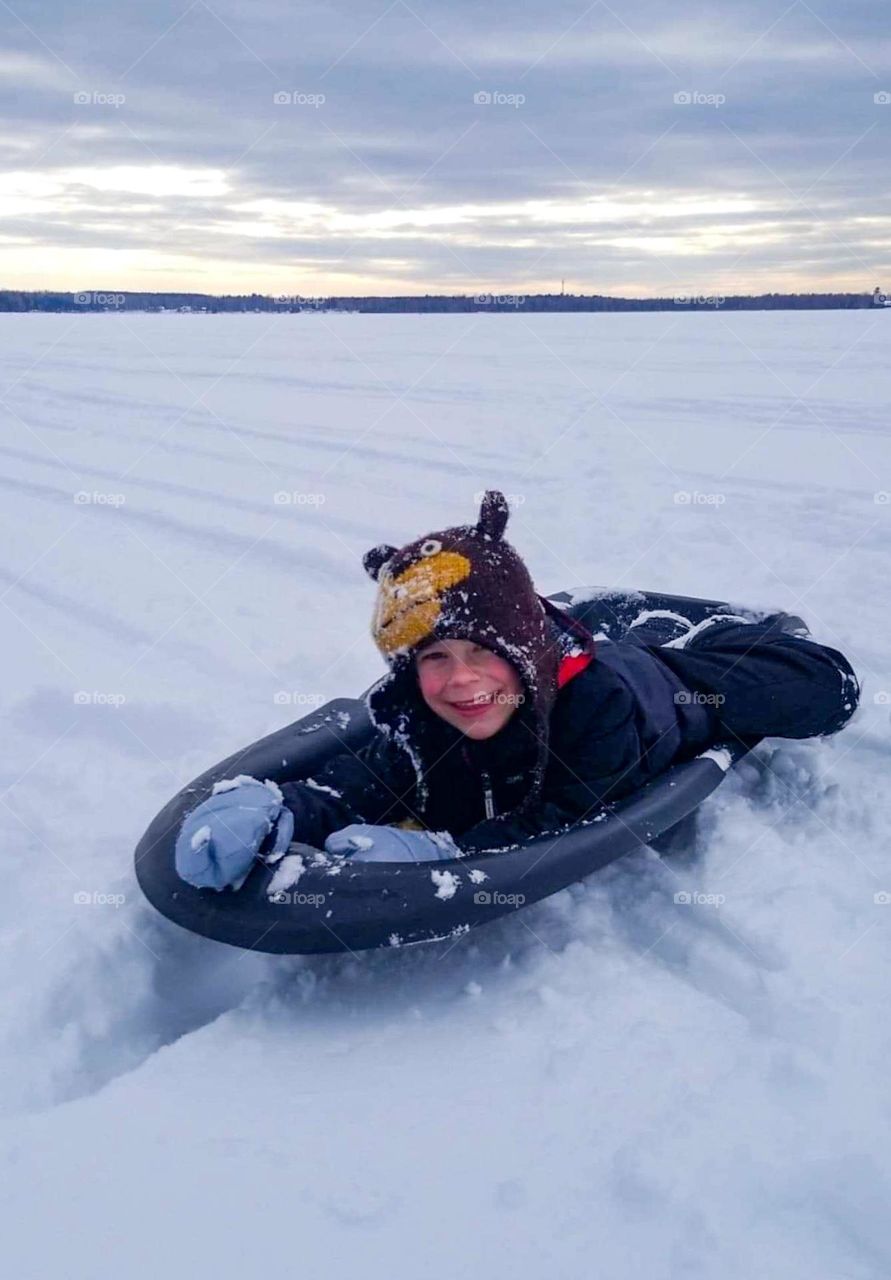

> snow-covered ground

[{"left": 1, "top": 309, "right": 890, "bottom": 1279}]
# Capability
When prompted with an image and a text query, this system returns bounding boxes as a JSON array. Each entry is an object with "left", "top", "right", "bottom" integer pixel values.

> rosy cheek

[
  {"left": 492, "top": 660, "right": 518, "bottom": 690},
  {"left": 418, "top": 668, "right": 444, "bottom": 699}
]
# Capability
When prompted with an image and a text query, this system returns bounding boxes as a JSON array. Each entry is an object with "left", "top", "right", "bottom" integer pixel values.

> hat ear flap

[
  {"left": 363, "top": 543, "right": 398, "bottom": 581},
  {"left": 476, "top": 489, "right": 509, "bottom": 541}
]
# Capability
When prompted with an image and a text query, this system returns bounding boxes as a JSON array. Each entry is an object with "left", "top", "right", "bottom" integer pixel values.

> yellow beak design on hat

[{"left": 373, "top": 549, "right": 472, "bottom": 657}]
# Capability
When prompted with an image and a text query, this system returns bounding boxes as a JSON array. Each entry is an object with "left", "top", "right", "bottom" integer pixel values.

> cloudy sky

[{"left": 1, "top": 0, "right": 889, "bottom": 296}]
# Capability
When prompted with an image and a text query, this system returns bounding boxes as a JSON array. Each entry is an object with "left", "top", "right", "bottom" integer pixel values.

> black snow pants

[{"left": 646, "top": 612, "right": 860, "bottom": 750}]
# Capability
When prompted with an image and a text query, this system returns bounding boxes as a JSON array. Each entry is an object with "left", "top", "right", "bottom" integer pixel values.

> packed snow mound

[{"left": 1, "top": 310, "right": 890, "bottom": 1280}]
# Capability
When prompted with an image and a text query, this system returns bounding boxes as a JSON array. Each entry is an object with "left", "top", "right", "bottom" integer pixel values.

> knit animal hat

[{"left": 362, "top": 490, "right": 595, "bottom": 812}]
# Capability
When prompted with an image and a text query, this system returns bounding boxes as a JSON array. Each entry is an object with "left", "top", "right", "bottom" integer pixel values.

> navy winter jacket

[{"left": 279, "top": 614, "right": 859, "bottom": 854}]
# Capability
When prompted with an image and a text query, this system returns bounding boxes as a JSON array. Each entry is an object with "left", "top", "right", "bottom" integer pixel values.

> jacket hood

[
  {"left": 360, "top": 490, "right": 597, "bottom": 816},
  {"left": 363, "top": 596, "right": 596, "bottom": 817}
]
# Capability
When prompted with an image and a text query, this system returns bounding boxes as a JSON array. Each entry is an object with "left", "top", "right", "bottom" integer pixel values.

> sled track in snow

[{"left": 0, "top": 472, "right": 340, "bottom": 580}]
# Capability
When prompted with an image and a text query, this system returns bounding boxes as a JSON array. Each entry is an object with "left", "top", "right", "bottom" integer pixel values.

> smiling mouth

[{"left": 449, "top": 692, "right": 497, "bottom": 709}]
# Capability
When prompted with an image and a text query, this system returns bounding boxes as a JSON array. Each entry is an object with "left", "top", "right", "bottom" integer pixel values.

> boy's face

[{"left": 415, "top": 638, "right": 525, "bottom": 739}]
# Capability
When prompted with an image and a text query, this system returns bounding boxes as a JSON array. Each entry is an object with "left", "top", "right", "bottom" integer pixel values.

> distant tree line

[{"left": 0, "top": 289, "right": 884, "bottom": 314}]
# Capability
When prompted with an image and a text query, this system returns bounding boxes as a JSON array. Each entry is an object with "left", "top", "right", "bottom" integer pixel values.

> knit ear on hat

[
  {"left": 363, "top": 543, "right": 398, "bottom": 581},
  {"left": 476, "top": 489, "right": 509, "bottom": 541}
]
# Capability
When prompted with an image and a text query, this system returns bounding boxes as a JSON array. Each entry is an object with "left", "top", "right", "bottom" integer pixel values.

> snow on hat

[{"left": 361, "top": 490, "right": 596, "bottom": 812}]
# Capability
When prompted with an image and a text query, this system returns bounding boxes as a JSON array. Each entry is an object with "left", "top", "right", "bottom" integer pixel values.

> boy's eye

[{"left": 420, "top": 645, "right": 486, "bottom": 661}]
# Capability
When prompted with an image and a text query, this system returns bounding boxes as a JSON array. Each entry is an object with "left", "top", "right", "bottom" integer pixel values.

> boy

[{"left": 175, "top": 491, "right": 860, "bottom": 888}]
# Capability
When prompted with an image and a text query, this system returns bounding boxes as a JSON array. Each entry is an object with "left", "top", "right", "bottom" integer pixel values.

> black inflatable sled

[{"left": 135, "top": 588, "right": 787, "bottom": 955}]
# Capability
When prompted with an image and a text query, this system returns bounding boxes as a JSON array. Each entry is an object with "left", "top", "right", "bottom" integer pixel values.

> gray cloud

[{"left": 0, "top": 0, "right": 889, "bottom": 292}]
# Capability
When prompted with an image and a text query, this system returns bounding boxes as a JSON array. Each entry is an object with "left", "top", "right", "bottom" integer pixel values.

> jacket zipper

[
  {"left": 481, "top": 770, "right": 496, "bottom": 819},
  {"left": 462, "top": 745, "right": 497, "bottom": 820}
]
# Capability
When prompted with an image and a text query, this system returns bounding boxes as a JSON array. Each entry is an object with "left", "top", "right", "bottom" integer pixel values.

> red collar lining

[{"left": 557, "top": 650, "right": 594, "bottom": 689}]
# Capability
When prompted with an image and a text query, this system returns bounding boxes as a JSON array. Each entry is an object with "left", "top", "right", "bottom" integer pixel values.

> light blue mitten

[
  {"left": 175, "top": 775, "right": 295, "bottom": 891},
  {"left": 324, "top": 823, "right": 460, "bottom": 863}
]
